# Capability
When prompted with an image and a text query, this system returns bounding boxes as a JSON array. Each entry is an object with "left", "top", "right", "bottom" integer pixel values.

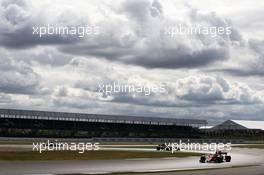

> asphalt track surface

[
  {"left": 0, "top": 147, "right": 263, "bottom": 175},
  {"left": 127, "top": 164, "right": 264, "bottom": 175}
]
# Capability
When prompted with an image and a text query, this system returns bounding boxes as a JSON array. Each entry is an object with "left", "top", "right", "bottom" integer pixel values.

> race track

[{"left": 0, "top": 147, "right": 263, "bottom": 175}]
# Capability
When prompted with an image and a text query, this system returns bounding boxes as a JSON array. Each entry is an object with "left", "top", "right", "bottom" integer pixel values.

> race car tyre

[
  {"left": 200, "top": 156, "right": 206, "bottom": 163},
  {"left": 225, "top": 156, "right": 231, "bottom": 162}
]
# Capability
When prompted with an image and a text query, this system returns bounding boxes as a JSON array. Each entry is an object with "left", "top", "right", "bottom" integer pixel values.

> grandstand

[{"left": 0, "top": 108, "right": 207, "bottom": 138}]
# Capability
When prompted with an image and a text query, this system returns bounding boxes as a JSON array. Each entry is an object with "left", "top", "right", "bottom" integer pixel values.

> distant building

[
  {"left": 212, "top": 120, "right": 264, "bottom": 131},
  {"left": 199, "top": 126, "right": 214, "bottom": 130}
]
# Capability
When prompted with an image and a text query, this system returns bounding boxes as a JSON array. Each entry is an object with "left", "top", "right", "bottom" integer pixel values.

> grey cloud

[
  {"left": 150, "top": 0, "right": 163, "bottom": 17},
  {"left": 189, "top": 8, "right": 244, "bottom": 43},
  {"left": 0, "top": 0, "right": 263, "bottom": 124},
  {"left": 1, "top": 0, "right": 233, "bottom": 69},
  {"left": 229, "top": 28, "right": 244, "bottom": 42},
  {"left": 110, "top": 92, "right": 205, "bottom": 108},
  {"left": 0, "top": 0, "right": 82, "bottom": 49},
  {"left": 174, "top": 76, "right": 262, "bottom": 105},
  {"left": 53, "top": 97, "right": 99, "bottom": 110},
  {"left": 69, "top": 56, "right": 263, "bottom": 107},
  {"left": 249, "top": 39, "right": 264, "bottom": 56},
  {"left": 121, "top": 0, "right": 163, "bottom": 22},
  {"left": 222, "top": 105, "right": 264, "bottom": 122},
  {"left": 1, "top": 0, "right": 26, "bottom": 8},
  {"left": 72, "top": 62, "right": 263, "bottom": 107},
  {"left": 122, "top": 0, "right": 151, "bottom": 22},
  {"left": 126, "top": 47, "right": 229, "bottom": 69},
  {"left": 61, "top": 41, "right": 229, "bottom": 69},
  {"left": 0, "top": 93, "right": 12, "bottom": 103},
  {"left": 11, "top": 49, "right": 73, "bottom": 66},
  {"left": 0, "top": 54, "right": 47, "bottom": 95},
  {"left": 208, "top": 68, "right": 264, "bottom": 77},
  {"left": 60, "top": 10, "right": 241, "bottom": 70},
  {"left": 1, "top": 26, "right": 78, "bottom": 49},
  {"left": 56, "top": 86, "right": 69, "bottom": 97},
  {"left": 207, "top": 39, "right": 264, "bottom": 77}
]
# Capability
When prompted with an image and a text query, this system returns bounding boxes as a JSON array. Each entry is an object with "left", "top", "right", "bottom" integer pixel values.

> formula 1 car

[{"left": 199, "top": 151, "right": 231, "bottom": 163}]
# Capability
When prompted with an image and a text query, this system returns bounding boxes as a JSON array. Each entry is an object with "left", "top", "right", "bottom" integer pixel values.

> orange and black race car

[{"left": 200, "top": 151, "right": 231, "bottom": 163}]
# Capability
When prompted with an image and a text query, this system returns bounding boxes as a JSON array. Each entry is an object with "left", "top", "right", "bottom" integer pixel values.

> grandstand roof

[
  {"left": 0, "top": 108, "right": 207, "bottom": 126},
  {"left": 212, "top": 120, "right": 264, "bottom": 130},
  {"left": 231, "top": 120, "right": 264, "bottom": 130}
]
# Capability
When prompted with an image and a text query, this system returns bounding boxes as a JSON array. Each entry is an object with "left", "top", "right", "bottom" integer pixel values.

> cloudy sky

[{"left": 0, "top": 0, "right": 264, "bottom": 124}]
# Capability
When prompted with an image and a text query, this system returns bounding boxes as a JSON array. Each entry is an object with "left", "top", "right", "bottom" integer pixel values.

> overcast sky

[{"left": 0, "top": 0, "right": 264, "bottom": 124}]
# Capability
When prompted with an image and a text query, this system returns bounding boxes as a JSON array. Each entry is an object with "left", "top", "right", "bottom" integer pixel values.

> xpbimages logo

[
  {"left": 164, "top": 24, "right": 232, "bottom": 38},
  {"left": 32, "top": 140, "right": 100, "bottom": 153},
  {"left": 98, "top": 81, "right": 166, "bottom": 96},
  {"left": 158, "top": 141, "right": 232, "bottom": 153},
  {"left": 32, "top": 24, "right": 100, "bottom": 37}
]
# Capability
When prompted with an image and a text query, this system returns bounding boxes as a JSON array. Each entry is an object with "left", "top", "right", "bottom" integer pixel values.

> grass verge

[
  {"left": 0, "top": 141, "right": 32, "bottom": 145},
  {"left": 233, "top": 144, "right": 264, "bottom": 149},
  {"left": 0, "top": 150, "right": 201, "bottom": 161}
]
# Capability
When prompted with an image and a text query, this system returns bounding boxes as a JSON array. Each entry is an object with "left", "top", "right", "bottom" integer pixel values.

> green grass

[
  {"left": 0, "top": 150, "right": 202, "bottom": 161},
  {"left": 233, "top": 144, "right": 264, "bottom": 149},
  {"left": 0, "top": 141, "right": 33, "bottom": 145},
  {"left": 0, "top": 141, "right": 158, "bottom": 146},
  {"left": 101, "top": 145, "right": 156, "bottom": 149}
]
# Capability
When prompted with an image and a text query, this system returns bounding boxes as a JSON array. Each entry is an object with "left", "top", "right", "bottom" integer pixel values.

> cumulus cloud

[
  {"left": 0, "top": 0, "right": 85, "bottom": 49},
  {"left": 10, "top": 47, "right": 73, "bottom": 66},
  {"left": 111, "top": 75, "right": 263, "bottom": 107},
  {"left": 60, "top": 1, "right": 233, "bottom": 69},
  {"left": 208, "top": 39, "right": 264, "bottom": 77},
  {"left": 0, "top": 51, "right": 48, "bottom": 95},
  {"left": 0, "top": 0, "right": 236, "bottom": 69},
  {"left": 0, "top": 0, "right": 263, "bottom": 123},
  {"left": 173, "top": 76, "right": 263, "bottom": 104},
  {"left": 68, "top": 58, "right": 264, "bottom": 107}
]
